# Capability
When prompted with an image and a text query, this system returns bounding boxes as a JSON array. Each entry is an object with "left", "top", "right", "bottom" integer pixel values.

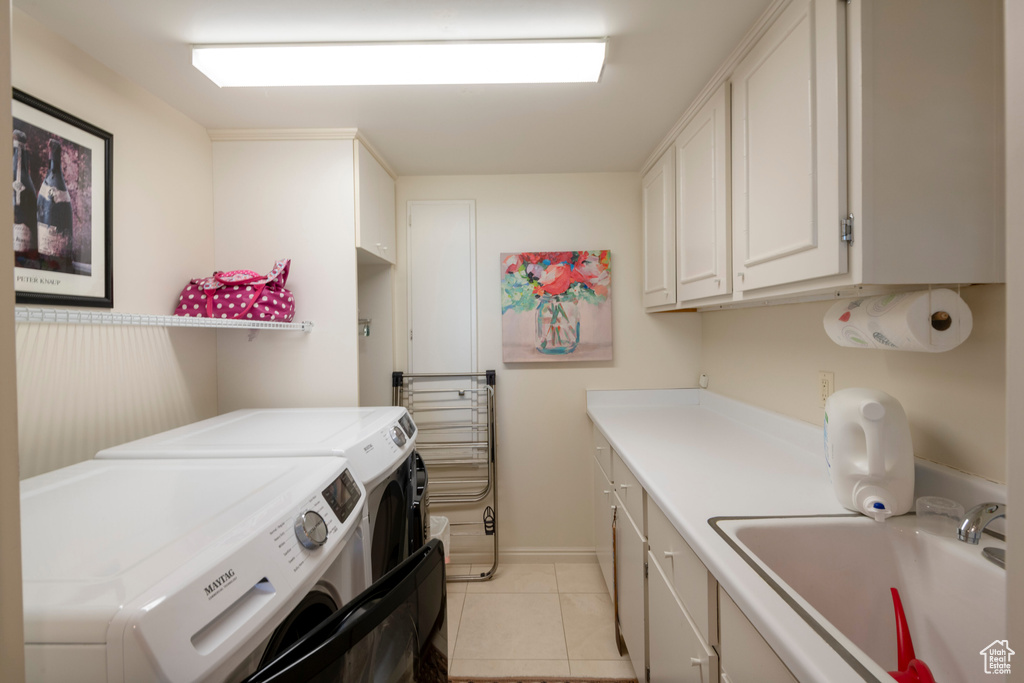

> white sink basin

[{"left": 713, "top": 514, "right": 1006, "bottom": 682}]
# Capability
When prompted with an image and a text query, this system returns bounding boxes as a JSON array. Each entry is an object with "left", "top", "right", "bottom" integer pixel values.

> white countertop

[{"left": 586, "top": 388, "right": 1005, "bottom": 683}]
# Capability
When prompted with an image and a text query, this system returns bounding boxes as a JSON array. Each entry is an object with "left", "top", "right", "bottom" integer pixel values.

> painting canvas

[
  {"left": 501, "top": 250, "right": 612, "bottom": 363},
  {"left": 13, "top": 89, "right": 113, "bottom": 307}
]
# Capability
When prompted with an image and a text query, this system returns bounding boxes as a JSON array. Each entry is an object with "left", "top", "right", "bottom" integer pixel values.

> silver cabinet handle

[{"left": 620, "top": 483, "right": 631, "bottom": 489}]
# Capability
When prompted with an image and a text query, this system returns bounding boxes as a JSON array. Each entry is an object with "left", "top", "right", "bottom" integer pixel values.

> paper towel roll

[{"left": 823, "top": 289, "right": 972, "bottom": 352}]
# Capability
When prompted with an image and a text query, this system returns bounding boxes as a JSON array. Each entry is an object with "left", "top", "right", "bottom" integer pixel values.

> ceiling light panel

[{"left": 192, "top": 39, "right": 606, "bottom": 87}]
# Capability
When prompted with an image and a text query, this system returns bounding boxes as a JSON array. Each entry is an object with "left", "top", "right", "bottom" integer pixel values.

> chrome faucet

[{"left": 957, "top": 502, "right": 1006, "bottom": 544}]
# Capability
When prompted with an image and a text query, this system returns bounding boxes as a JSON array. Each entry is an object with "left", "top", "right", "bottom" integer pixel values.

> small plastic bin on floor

[{"left": 430, "top": 515, "right": 450, "bottom": 563}]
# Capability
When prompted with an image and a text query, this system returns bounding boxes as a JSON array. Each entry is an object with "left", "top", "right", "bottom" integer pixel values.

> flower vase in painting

[{"left": 501, "top": 250, "right": 612, "bottom": 362}]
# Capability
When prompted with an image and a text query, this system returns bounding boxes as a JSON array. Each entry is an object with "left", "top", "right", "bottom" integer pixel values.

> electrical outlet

[{"left": 819, "top": 371, "right": 835, "bottom": 407}]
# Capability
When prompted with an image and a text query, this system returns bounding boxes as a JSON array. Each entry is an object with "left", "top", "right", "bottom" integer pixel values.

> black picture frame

[{"left": 12, "top": 88, "right": 113, "bottom": 308}]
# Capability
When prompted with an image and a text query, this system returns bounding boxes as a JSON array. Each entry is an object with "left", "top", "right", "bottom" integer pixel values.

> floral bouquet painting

[{"left": 501, "top": 250, "right": 612, "bottom": 362}]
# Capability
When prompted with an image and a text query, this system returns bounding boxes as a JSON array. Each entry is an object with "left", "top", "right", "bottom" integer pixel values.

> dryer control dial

[
  {"left": 390, "top": 426, "right": 407, "bottom": 447},
  {"left": 294, "top": 510, "right": 328, "bottom": 549}
]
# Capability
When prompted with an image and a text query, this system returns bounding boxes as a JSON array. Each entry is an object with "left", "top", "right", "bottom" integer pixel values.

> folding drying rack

[{"left": 392, "top": 370, "right": 497, "bottom": 582}]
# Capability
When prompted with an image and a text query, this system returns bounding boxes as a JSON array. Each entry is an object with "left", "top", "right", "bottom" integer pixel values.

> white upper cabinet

[
  {"left": 642, "top": 148, "right": 676, "bottom": 308},
  {"left": 644, "top": 0, "right": 1002, "bottom": 310},
  {"left": 354, "top": 140, "right": 397, "bottom": 264},
  {"left": 731, "top": 0, "right": 846, "bottom": 294},
  {"left": 676, "top": 83, "right": 731, "bottom": 304},
  {"left": 849, "top": 0, "right": 1003, "bottom": 287}
]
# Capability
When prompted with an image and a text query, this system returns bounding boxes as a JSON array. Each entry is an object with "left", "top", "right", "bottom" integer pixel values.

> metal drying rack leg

[{"left": 393, "top": 370, "right": 498, "bottom": 582}]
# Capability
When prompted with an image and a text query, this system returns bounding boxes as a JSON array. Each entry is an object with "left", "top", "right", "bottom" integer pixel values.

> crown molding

[
  {"left": 206, "top": 127, "right": 397, "bottom": 179},
  {"left": 355, "top": 134, "right": 397, "bottom": 180},
  {"left": 207, "top": 127, "right": 359, "bottom": 141}
]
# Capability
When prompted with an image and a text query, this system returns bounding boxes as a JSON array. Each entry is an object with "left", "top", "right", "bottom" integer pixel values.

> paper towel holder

[
  {"left": 822, "top": 288, "right": 972, "bottom": 352},
  {"left": 931, "top": 311, "right": 952, "bottom": 331}
]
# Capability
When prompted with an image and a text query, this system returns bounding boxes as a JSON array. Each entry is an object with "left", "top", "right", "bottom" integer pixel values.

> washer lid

[
  {"left": 96, "top": 407, "right": 406, "bottom": 459},
  {"left": 20, "top": 456, "right": 355, "bottom": 646}
]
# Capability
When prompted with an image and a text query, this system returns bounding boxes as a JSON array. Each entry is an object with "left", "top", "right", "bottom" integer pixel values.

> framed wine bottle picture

[{"left": 12, "top": 89, "right": 113, "bottom": 307}]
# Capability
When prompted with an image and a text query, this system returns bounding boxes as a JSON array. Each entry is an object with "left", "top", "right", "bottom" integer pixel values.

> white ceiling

[{"left": 12, "top": 0, "right": 772, "bottom": 176}]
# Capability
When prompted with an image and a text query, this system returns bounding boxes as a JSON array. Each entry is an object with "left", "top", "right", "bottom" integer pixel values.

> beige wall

[
  {"left": 1004, "top": 0, "right": 1023, "bottom": 657},
  {"left": 396, "top": 173, "right": 702, "bottom": 555},
  {"left": 212, "top": 139, "right": 360, "bottom": 411},
  {"left": 1, "top": 1, "right": 25, "bottom": 676},
  {"left": 701, "top": 285, "right": 1006, "bottom": 482},
  {"left": 358, "top": 262, "right": 394, "bottom": 407},
  {"left": 12, "top": 10, "right": 217, "bottom": 477}
]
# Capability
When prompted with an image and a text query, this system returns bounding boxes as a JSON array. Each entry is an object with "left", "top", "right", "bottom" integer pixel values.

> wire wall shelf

[{"left": 15, "top": 307, "right": 313, "bottom": 332}]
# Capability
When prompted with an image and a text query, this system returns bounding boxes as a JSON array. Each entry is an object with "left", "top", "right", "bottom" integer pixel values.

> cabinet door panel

[
  {"left": 677, "top": 83, "right": 731, "bottom": 303},
  {"left": 355, "top": 141, "right": 396, "bottom": 264},
  {"left": 643, "top": 149, "right": 676, "bottom": 308},
  {"left": 731, "top": 0, "right": 846, "bottom": 292},
  {"left": 649, "top": 556, "right": 718, "bottom": 683},
  {"left": 611, "top": 450, "right": 644, "bottom": 528},
  {"left": 719, "top": 588, "right": 798, "bottom": 683},
  {"left": 594, "top": 456, "right": 614, "bottom": 598},
  {"left": 647, "top": 500, "right": 714, "bottom": 645},
  {"left": 615, "top": 500, "right": 646, "bottom": 683},
  {"left": 593, "top": 425, "right": 612, "bottom": 481}
]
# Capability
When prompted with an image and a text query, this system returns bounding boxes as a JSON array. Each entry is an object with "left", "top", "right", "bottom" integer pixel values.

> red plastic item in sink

[{"left": 888, "top": 587, "right": 937, "bottom": 683}]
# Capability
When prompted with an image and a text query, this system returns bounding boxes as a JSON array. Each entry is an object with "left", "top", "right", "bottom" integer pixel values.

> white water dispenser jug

[{"left": 824, "top": 388, "right": 914, "bottom": 522}]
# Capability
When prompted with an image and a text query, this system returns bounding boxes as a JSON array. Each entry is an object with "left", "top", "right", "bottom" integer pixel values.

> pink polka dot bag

[{"left": 173, "top": 259, "right": 296, "bottom": 322}]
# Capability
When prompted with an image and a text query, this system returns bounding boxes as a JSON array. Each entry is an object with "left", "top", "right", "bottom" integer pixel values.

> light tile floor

[{"left": 446, "top": 563, "right": 637, "bottom": 679}]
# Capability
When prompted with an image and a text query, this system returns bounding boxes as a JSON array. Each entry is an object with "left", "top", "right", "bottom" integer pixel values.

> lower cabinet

[
  {"left": 615, "top": 491, "right": 647, "bottom": 683},
  {"left": 718, "top": 588, "right": 798, "bottom": 683},
  {"left": 649, "top": 556, "right": 718, "bottom": 683},
  {"left": 593, "top": 454, "right": 614, "bottom": 598},
  {"left": 592, "top": 425, "right": 797, "bottom": 682}
]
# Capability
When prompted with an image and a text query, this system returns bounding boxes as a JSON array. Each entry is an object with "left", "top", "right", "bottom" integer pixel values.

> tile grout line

[
  {"left": 555, "top": 564, "right": 573, "bottom": 675},
  {"left": 449, "top": 590, "right": 464, "bottom": 663}
]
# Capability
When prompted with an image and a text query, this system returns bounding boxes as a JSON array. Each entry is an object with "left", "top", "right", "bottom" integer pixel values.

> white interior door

[
  {"left": 407, "top": 200, "right": 477, "bottom": 374},
  {"left": 405, "top": 200, "right": 481, "bottom": 496}
]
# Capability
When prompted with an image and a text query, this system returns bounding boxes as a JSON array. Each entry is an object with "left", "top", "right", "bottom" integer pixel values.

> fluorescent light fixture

[{"left": 192, "top": 39, "right": 606, "bottom": 87}]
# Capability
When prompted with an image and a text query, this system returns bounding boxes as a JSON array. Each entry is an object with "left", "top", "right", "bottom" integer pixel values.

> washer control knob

[
  {"left": 390, "top": 426, "right": 407, "bottom": 447},
  {"left": 294, "top": 511, "right": 328, "bottom": 549}
]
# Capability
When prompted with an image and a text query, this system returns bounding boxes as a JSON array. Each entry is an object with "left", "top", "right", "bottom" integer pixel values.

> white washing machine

[
  {"left": 97, "top": 407, "right": 427, "bottom": 582},
  {"left": 21, "top": 456, "right": 368, "bottom": 683}
]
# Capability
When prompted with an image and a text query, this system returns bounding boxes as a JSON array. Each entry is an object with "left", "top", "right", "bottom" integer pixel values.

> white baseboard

[{"left": 448, "top": 547, "right": 597, "bottom": 566}]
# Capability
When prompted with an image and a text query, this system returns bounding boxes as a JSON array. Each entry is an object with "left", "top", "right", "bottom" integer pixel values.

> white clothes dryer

[
  {"left": 21, "top": 457, "right": 367, "bottom": 683},
  {"left": 97, "top": 407, "right": 427, "bottom": 582}
]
